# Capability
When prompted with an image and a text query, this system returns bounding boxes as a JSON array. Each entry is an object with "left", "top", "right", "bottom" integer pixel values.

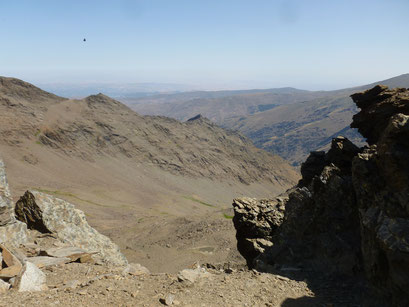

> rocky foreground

[
  {"left": 0, "top": 156, "right": 323, "bottom": 306},
  {"left": 233, "top": 85, "right": 409, "bottom": 306}
]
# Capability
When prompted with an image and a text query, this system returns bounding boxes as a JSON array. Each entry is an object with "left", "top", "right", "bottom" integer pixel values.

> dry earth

[
  {"left": 0, "top": 262, "right": 315, "bottom": 307},
  {"left": 0, "top": 76, "right": 298, "bottom": 274}
]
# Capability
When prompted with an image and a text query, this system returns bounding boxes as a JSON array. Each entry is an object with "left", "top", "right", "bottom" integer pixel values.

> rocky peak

[
  {"left": 186, "top": 114, "right": 214, "bottom": 126},
  {"left": 187, "top": 114, "right": 204, "bottom": 121},
  {"left": 351, "top": 85, "right": 409, "bottom": 144},
  {"left": 85, "top": 93, "right": 124, "bottom": 110}
]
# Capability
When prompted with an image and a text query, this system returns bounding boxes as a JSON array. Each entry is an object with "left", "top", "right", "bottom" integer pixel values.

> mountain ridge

[{"left": 126, "top": 73, "right": 409, "bottom": 165}]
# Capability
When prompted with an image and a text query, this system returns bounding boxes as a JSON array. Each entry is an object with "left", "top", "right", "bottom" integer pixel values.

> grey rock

[
  {"left": 15, "top": 191, "right": 127, "bottom": 266},
  {"left": 0, "top": 221, "right": 29, "bottom": 247},
  {"left": 0, "top": 159, "right": 29, "bottom": 247},
  {"left": 0, "top": 159, "right": 15, "bottom": 226},
  {"left": 160, "top": 294, "right": 175, "bottom": 306}
]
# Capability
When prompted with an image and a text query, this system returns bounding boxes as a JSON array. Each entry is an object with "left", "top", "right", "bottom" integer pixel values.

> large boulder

[
  {"left": 0, "top": 159, "right": 28, "bottom": 247},
  {"left": 15, "top": 191, "right": 127, "bottom": 266}
]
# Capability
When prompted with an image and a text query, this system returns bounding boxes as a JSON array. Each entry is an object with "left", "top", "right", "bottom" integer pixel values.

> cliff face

[{"left": 232, "top": 85, "right": 409, "bottom": 306}]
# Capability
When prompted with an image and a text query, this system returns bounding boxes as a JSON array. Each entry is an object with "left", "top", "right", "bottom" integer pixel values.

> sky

[{"left": 1, "top": 0, "right": 409, "bottom": 90}]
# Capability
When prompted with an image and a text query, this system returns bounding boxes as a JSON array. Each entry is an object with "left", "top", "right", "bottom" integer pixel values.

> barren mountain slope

[
  {"left": 127, "top": 74, "right": 409, "bottom": 165},
  {"left": 127, "top": 87, "right": 332, "bottom": 123},
  {"left": 0, "top": 76, "right": 298, "bottom": 272},
  {"left": 224, "top": 95, "right": 364, "bottom": 165}
]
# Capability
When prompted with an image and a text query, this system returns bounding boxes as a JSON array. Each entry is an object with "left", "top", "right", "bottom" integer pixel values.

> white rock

[
  {"left": 17, "top": 262, "right": 47, "bottom": 292},
  {"left": 0, "top": 279, "right": 10, "bottom": 293}
]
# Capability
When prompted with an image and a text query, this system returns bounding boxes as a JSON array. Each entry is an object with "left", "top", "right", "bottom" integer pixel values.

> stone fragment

[
  {"left": 44, "top": 247, "right": 90, "bottom": 262},
  {"left": 0, "top": 278, "right": 10, "bottom": 293},
  {"left": 122, "top": 263, "right": 150, "bottom": 276},
  {"left": 63, "top": 279, "right": 80, "bottom": 289},
  {"left": 177, "top": 267, "right": 210, "bottom": 283},
  {"left": 16, "top": 262, "right": 47, "bottom": 292},
  {"left": 0, "top": 244, "right": 23, "bottom": 279},
  {"left": 27, "top": 256, "right": 71, "bottom": 268},
  {"left": 160, "top": 294, "right": 175, "bottom": 305}
]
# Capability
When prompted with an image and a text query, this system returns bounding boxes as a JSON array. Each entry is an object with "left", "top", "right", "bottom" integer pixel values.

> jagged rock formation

[
  {"left": 232, "top": 86, "right": 409, "bottom": 306},
  {"left": 0, "top": 159, "right": 28, "bottom": 246},
  {"left": 232, "top": 197, "right": 287, "bottom": 266},
  {"left": 350, "top": 86, "right": 409, "bottom": 305},
  {"left": 15, "top": 191, "right": 127, "bottom": 266}
]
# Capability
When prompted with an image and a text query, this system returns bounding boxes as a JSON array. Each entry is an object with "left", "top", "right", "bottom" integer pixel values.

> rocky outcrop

[
  {"left": 350, "top": 87, "right": 409, "bottom": 306},
  {"left": 234, "top": 137, "right": 361, "bottom": 273},
  {"left": 232, "top": 86, "right": 409, "bottom": 306},
  {"left": 0, "top": 159, "right": 29, "bottom": 246},
  {"left": 232, "top": 197, "right": 287, "bottom": 267},
  {"left": 15, "top": 191, "right": 127, "bottom": 266}
]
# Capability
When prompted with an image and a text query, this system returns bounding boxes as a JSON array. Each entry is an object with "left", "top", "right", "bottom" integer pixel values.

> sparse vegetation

[
  {"left": 222, "top": 213, "right": 234, "bottom": 219},
  {"left": 183, "top": 195, "right": 215, "bottom": 207},
  {"left": 34, "top": 188, "right": 107, "bottom": 207}
]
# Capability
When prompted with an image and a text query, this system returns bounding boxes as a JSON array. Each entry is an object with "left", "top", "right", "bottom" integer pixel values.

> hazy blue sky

[{"left": 1, "top": 0, "right": 408, "bottom": 90}]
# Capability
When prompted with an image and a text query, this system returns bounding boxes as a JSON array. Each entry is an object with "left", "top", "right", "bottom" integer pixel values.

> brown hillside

[{"left": 0, "top": 76, "right": 298, "bottom": 272}]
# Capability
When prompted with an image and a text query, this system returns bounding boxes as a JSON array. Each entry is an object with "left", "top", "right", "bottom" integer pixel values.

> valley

[
  {"left": 127, "top": 74, "right": 409, "bottom": 165},
  {"left": 0, "top": 76, "right": 297, "bottom": 274}
]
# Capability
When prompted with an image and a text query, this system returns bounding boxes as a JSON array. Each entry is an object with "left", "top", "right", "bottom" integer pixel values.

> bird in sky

[{"left": 83, "top": 38, "right": 86, "bottom": 42}]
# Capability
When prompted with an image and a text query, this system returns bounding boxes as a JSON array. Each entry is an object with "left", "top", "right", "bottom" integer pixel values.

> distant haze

[{"left": 1, "top": 0, "right": 409, "bottom": 90}]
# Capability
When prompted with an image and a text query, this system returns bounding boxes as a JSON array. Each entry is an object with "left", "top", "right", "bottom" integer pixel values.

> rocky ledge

[{"left": 232, "top": 85, "right": 409, "bottom": 306}]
